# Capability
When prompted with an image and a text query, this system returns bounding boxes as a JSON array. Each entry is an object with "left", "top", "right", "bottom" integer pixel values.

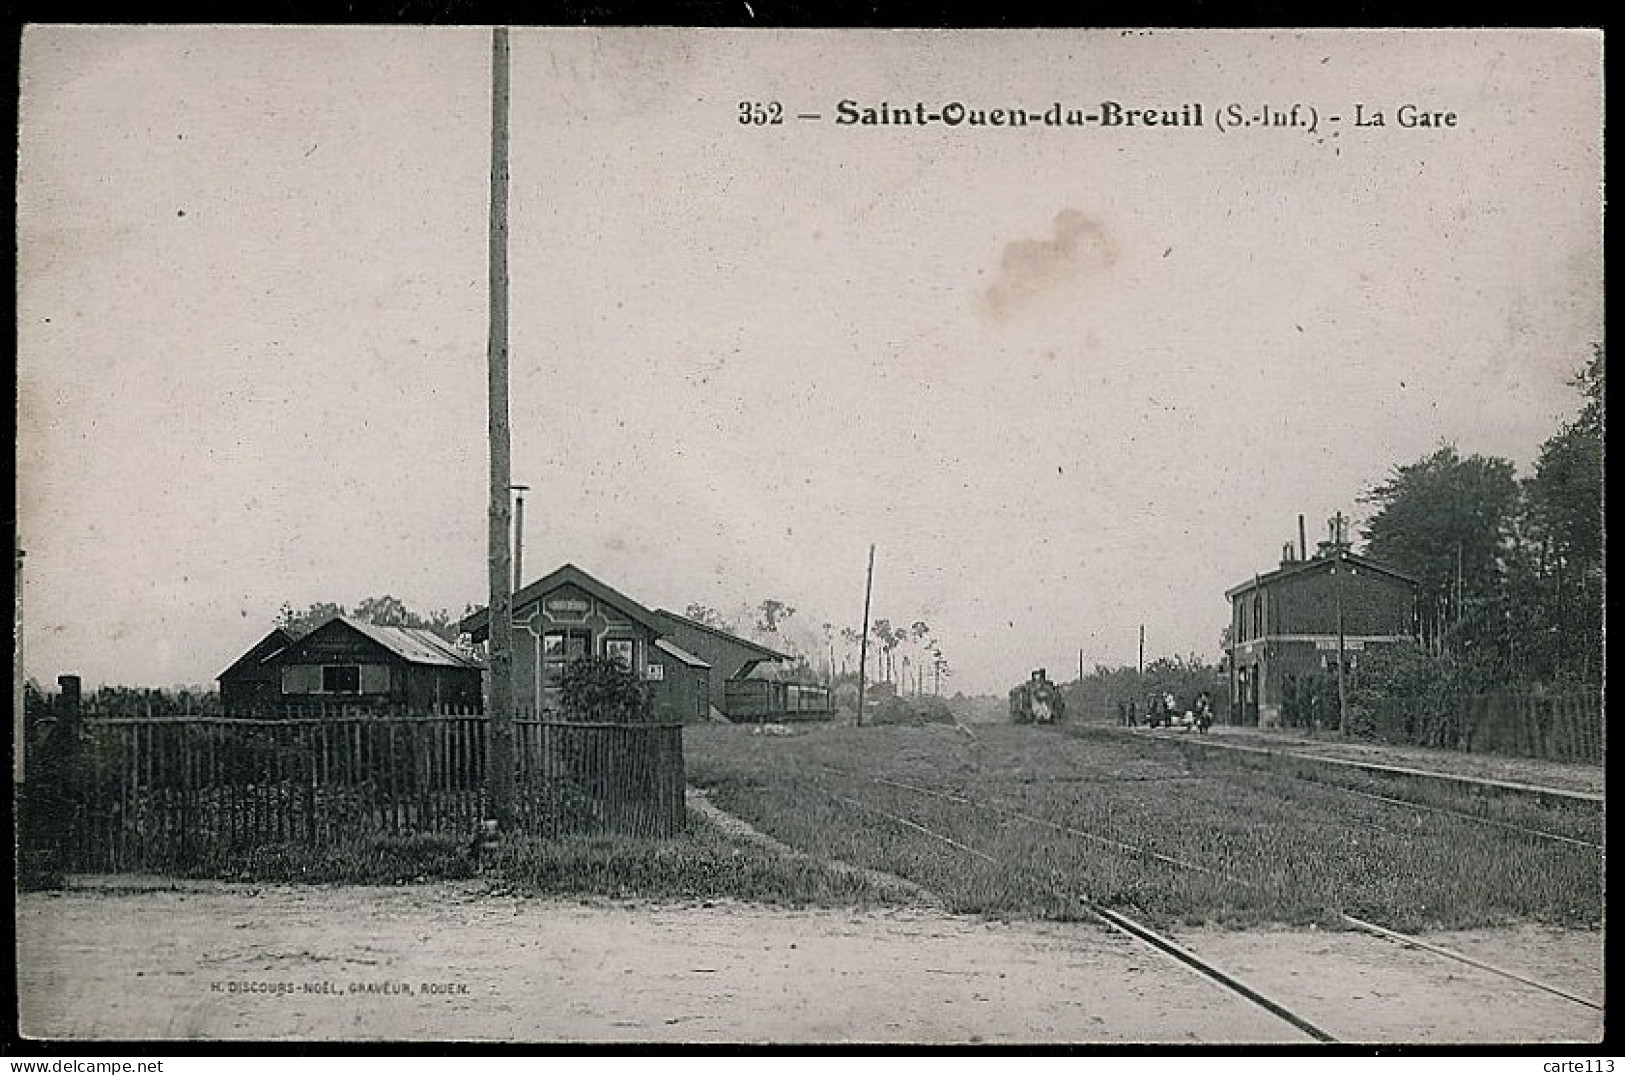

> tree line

[
  {"left": 274, "top": 595, "right": 468, "bottom": 642},
  {"left": 1063, "top": 345, "right": 1602, "bottom": 733},
  {"left": 1356, "top": 345, "right": 1602, "bottom": 700},
  {"left": 683, "top": 600, "right": 952, "bottom": 695}
]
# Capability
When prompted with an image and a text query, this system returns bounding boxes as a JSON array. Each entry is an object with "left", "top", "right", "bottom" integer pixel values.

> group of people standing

[{"left": 1117, "top": 690, "right": 1214, "bottom": 732}]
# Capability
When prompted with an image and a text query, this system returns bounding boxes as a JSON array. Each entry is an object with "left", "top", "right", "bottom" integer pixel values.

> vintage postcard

[{"left": 13, "top": 27, "right": 1604, "bottom": 1048}]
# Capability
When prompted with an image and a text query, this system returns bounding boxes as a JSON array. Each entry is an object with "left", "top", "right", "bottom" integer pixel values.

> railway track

[
  {"left": 1091, "top": 725, "right": 1604, "bottom": 850},
  {"left": 1128, "top": 726, "right": 1603, "bottom": 804},
  {"left": 826, "top": 780, "right": 1339, "bottom": 1041},
  {"left": 802, "top": 763, "right": 1602, "bottom": 1041}
]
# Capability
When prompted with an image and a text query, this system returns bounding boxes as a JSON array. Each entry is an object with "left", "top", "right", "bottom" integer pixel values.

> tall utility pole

[
  {"left": 486, "top": 26, "right": 515, "bottom": 830},
  {"left": 856, "top": 544, "right": 875, "bottom": 726},
  {"left": 14, "top": 547, "right": 24, "bottom": 788},
  {"left": 1334, "top": 549, "right": 1349, "bottom": 736},
  {"left": 1137, "top": 624, "right": 1145, "bottom": 676}
]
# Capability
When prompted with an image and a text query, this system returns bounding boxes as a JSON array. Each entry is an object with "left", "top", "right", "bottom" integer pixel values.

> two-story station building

[{"left": 1225, "top": 517, "right": 1417, "bottom": 729}]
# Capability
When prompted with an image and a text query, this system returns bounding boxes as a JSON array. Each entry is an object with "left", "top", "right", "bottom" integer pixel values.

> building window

[
  {"left": 542, "top": 630, "right": 591, "bottom": 688},
  {"left": 323, "top": 665, "right": 361, "bottom": 694},
  {"left": 604, "top": 638, "right": 635, "bottom": 671}
]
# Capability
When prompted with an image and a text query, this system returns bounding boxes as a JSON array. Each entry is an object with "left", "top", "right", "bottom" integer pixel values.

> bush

[
  {"left": 560, "top": 655, "right": 656, "bottom": 723},
  {"left": 1346, "top": 642, "right": 1458, "bottom": 745},
  {"left": 869, "top": 695, "right": 955, "bottom": 726}
]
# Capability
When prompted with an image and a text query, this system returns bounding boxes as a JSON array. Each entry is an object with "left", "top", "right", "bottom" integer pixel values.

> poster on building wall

[{"left": 13, "top": 25, "right": 1603, "bottom": 1051}]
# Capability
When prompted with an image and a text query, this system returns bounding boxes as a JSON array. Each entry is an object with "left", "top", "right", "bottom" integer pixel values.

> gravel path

[{"left": 15, "top": 880, "right": 1604, "bottom": 1044}]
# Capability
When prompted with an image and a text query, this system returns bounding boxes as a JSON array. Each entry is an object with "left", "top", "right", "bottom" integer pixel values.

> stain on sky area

[{"left": 983, "top": 209, "right": 1119, "bottom": 322}]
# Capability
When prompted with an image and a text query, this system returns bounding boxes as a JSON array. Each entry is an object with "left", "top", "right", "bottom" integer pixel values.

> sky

[{"left": 16, "top": 28, "right": 1603, "bottom": 695}]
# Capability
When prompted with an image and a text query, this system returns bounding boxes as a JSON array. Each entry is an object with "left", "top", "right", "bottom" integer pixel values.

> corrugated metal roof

[
  {"left": 217, "top": 627, "right": 296, "bottom": 682},
  {"left": 341, "top": 618, "right": 483, "bottom": 668},
  {"left": 654, "top": 638, "right": 710, "bottom": 668},
  {"left": 651, "top": 609, "right": 793, "bottom": 662}
]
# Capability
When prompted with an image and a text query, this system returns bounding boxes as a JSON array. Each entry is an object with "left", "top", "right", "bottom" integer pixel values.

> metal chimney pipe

[
  {"left": 1298, "top": 514, "right": 1307, "bottom": 561},
  {"left": 511, "top": 484, "right": 529, "bottom": 594}
]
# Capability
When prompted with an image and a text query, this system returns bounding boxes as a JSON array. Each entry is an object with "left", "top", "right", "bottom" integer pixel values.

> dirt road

[{"left": 14, "top": 879, "right": 1603, "bottom": 1044}]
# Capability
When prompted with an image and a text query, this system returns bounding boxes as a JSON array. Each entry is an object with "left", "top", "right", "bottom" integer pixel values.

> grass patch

[
  {"left": 685, "top": 722, "right": 1603, "bottom": 932},
  {"left": 172, "top": 808, "right": 924, "bottom": 909},
  {"left": 18, "top": 852, "right": 68, "bottom": 892},
  {"left": 180, "top": 832, "right": 478, "bottom": 885},
  {"left": 484, "top": 810, "right": 922, "bottom": 907}
]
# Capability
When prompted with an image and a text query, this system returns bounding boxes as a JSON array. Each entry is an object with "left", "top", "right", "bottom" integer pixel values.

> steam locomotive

[{"left": 1009, "top": 668, "right": 1066, "bottom": 725}]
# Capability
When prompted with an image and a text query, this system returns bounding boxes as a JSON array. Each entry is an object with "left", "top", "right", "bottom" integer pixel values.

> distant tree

[
  {"left": 1518, "top": 346, "right": 1604, "bottom": 685},
  {"left": 353, "top": 594, "right": 413, "bottom": 627},
  {"left": 354, "top": 596, "right": 461, "bottom": 642},
  {"left": 908, "top": 621, "right": 934, "bottom": 696},
  {"left": 839, "top": 626, "right": 863, "bottom": 676},
  {"left": 754, "top": 598, "right": 796, "bottom": 635},
  {"left": 1527, "top": 346, "right": 1604, "bottom": 570},
  {"left": 276, "top": 601, "right": 347, "bottom": 638},
  {"left": 871, "top": 619, "right": 903, "bottom": 685},
  {"left": 22, "top": 679, "right": 52, "bottom": 731},
  {"left": 929, "top": 647, "right": 951, "bottom": 695},
  {"left": 683, "top": 603, "right": 733, "bottom": 630},
  {"left": 1359, "top": 445, "right": 1521, "bottom": 649},
  {"left": 1351, "top": 349, "right": 1602, "bottom": 694},
  {"left": 1063, "top": 655, "right": 1223, "bottom": 725},
  {"left": 277, "top": 596, "right": 460, "bottom": 642}
]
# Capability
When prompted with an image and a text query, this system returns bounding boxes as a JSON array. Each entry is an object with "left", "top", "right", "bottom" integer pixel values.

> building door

[{"left": 541, "top": 628, "right": 593, "bottom": 714}]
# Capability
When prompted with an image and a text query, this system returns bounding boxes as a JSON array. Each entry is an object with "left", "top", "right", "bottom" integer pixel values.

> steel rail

[
  {"left": 1341, "top": 914, "right": 1604, "bottom": 1011},
  {"left": 1164, "top": 735, "right": 1604, "bottom": 850},
  {"left": 871, "top": 775, "right": 1241, "bottom": 883},
  {"left": 822, "top": 780, "right": 1338, "bottom": 1042},
  {"left": 1133, "top": 728, "right": 1602, "bottom": 803},
  {"left": 1089, "top": 903, "right": 1338, "bottom": 1043},
  {"left": 828, "top": 792, "right": 998, "bottom": 863},
  {"left": 1311, "top": 784, "right": 1602, "bottom": 851},
  {"left": 860, "top": 767, "right": 1604, "bottom": 1015}
]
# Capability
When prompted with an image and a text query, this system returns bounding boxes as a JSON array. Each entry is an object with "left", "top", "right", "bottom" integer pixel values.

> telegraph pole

[
  {"left": 14, "top": 547, "right": 24, "bottom": 789},
  {"left": 486, "top": 26, "right": 515, "bottom": 830},
  {"left": 1333, "top": 516, "right": 1350, "bottom": 737},
  {"left": 856, "top": 544, "right": 875, "bottom": 726},
  {"left": 1137, "top": 624, "right": 1145, "bottom": 676}
]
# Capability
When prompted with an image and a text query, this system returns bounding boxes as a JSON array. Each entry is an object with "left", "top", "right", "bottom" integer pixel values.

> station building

[
  {"left": 1225, "top": 517, "right": 1417, "bottom": 729},
  {"left": 460, "top": 563, "right": 827, "bottom": 723}
]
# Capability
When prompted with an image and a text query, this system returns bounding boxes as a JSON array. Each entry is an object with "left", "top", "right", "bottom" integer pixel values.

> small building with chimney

[
  {"left": 1225, "top": 514, "right": 1417, "bottom": 729},
  {"left": 460, "top": 564, "right": 678, "bottom": 718},
  {"left": 221, "top": 617, "right": 485, "bottom": 714},
  {"left": 460, "top": 563, "right": 828, "bottom": 723}
]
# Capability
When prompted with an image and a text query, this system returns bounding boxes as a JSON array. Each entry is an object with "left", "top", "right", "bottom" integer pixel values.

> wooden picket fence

[
  {"left": 1361, "top": 690, "right": 1603, "bottom": 763},
  {"left": 1457, "top": 691, "right": 1604, "bottom": 763},
  {"left": 26, "top": 708, "right": 686, "bottom": 872}
]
